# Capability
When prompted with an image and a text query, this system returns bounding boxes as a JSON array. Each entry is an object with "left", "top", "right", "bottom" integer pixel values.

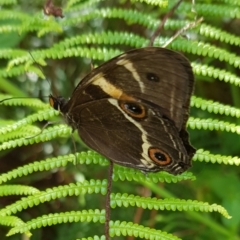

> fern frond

[
  {"left": 0, "top": 150, "right": 194, "bottom": 185},
  {"left": 109, "top": 220, "right": 181, "bottom": 239},
  {"left": 0, "top": 180, "right": 107, "bottom": 217},
  {"left": 53, "top": 31, "right": 147, "bottom": 49},
  {"left": 0, "top": 65, "right": 46, "bottom": 79},
  {"left": 79, "top": 236, "right": 105, "bottom": 240},
  {"left": 0, "top": 11, "right": 63, "bottom": 36},
  {"left": 0, "top": 0, "right": 17, "bottom": 5},
  {"left": 66, "top": 0, "right": 102, "bottom": 10},
  {"left": 0, "top": 185, "right": 40, "bottom": 196},
  {"left": 0, "top": 125, "right": 42, "bottom": 143},
  {"left": 7, "top": 209, "right": 105, "bottom": 236},
  {"left": 0, "top": 108, "right": 58, "bottom": 135},
  {"left": 0, "top": 124, "right": 71, "bottom": 151},
  {"left": 0, "top": 97, "right": 48, "bottom": 109},
  {"left": 33, "top": 20, "right": 63, "bottom": 37},
  {"left": 191, "top": 96, "right": 240, "bottom": 117},
  {"left": 63, "top": 8, "right": 158, "bottom": 29},
  {"left": 0, "top": 152, "right": 109, "bottom": 185},
  {"left": 0, "top": 25, "right": 22, "bottom": 34},
  {"left": 8, "top": 47, "right": 122, "bottom": 69},
  {"left": 0, "top": 155, "right": 76, "bottom": 184},
  {"left": 77, "top": 151, "right": 109, "bottom": 166},
  {"left": 199, "top": 23, "right": 240, "bottom": 46},
  {"left": 194, "top": 149, "right": 240, "bottom": 166},
  {"left": 0, "top": 49, "right": 26, "bottom": 60},
  {"left": 62, "top": 7, "right": 192, "bottom": 33},
  {"left": 62, "top": 6, "right": 201, "bottom": 47},
  {"left": 0, "top": 10, "right": 30, "bottom": 21},
  {"left": 188, "top": 117, "right": 240, "bottom": 134},
  {"left": 171, "top": 39, "right": 240, "bottom": 68},
  {"left": 111, "top": 193, "right": 231, "bottom": 219},
  {"left": 130, "top": 0, "right": 168, "bottom": 7},
  {"left": 179, "top": 2, "right": 240, "bottom": 18},
  {"left": 113, "top": 165, "right": 196, "bottom": 183},
  {"left": 220, "top": 0, "right": 240, "bottom": 6},
  {"left": 0, "top": 216, "right": 30, "bottom": 236},
  {"left": 193, "top": 63, "right": 240, "bottom": 87}
]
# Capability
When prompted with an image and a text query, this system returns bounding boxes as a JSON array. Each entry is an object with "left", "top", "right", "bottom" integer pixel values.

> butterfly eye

[
  {"left": 49, "top": 95, "right": 63, "bottom": 111},
  {"left": 148, "top": 147, "right": 171, "bottom": 166},
  {"left": 146, "top": 72, "right": 159, "bottom": 82},
  {"left": 120, "top": 101, "right": 146, "bottom": 119},
  {"left": 49, "top": 96, "right": 58, "bottom": 110}
]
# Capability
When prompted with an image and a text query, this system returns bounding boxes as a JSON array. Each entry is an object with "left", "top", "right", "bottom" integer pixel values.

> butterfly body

[{"left": 50, "top": 47, "right": 195, "bottom": 175}]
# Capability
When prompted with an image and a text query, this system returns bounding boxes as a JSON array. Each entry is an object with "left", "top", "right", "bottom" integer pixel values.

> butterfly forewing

[{"left": 71, "top": 47, "right": 194, "bottom": 130}]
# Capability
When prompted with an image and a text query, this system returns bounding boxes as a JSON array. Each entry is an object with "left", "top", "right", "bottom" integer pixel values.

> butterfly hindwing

[{"left": 68, "top": 97, "right": 191, "bottom": 174}]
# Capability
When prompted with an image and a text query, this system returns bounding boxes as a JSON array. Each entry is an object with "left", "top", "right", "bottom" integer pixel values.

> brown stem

[
  {"left": 105, "top": 161, "right": 114, "bottom": 240},
  {"left": 148, "top": 0, "right": 183, "bottom": 47}
]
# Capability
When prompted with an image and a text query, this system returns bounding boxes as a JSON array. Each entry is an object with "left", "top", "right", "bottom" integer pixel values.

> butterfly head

[{"left": 49, "top": 94, "right": 67, "bottom": 113}]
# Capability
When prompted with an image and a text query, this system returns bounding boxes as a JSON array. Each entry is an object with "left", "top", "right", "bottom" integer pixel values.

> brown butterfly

[{"left": 49, "top": 47, "right": 195, "bottom": 175}]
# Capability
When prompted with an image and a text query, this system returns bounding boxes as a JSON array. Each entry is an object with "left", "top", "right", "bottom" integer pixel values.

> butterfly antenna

[
  {"left": 28, "top": 51, "right": 52, "bottom": 89},
  {"left": 148, "top": 0, "right": 183, "bottom": 47},
  {"left": 24, "top": 121, "right": 57, "bottom": 139},
  {"left": 0, "top": 96, "right": 38, "bottom": 104},
  {"left": 105, "top": 161, "right": 114, "bottom": 240}
]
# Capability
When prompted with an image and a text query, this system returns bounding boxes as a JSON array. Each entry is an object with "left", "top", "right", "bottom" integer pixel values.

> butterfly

[{"left": 49, "top": 47, "right": 195, "bottom": 175}]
